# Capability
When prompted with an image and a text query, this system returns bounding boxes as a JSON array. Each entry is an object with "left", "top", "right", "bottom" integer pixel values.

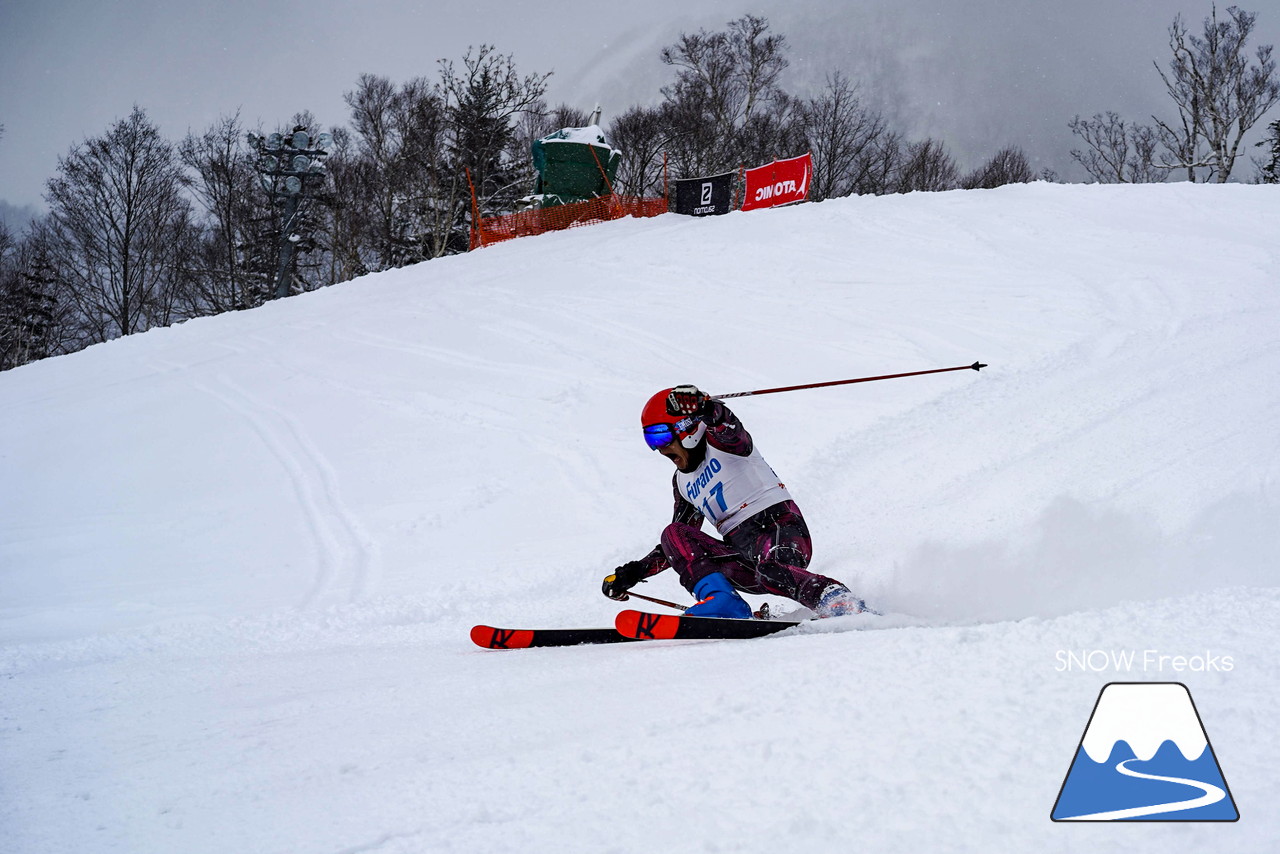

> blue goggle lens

[{"left": 643, "top": 423, "right": 677, "bottom": 450}]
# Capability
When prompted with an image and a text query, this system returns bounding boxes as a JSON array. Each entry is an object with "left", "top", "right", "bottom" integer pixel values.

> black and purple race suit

[{"left": 634, "top": 400, "right": 844, "bottom": 611}]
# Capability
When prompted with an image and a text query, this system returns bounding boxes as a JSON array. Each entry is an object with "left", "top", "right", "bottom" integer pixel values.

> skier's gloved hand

[
  {"left": 666, "top": 385, "right": 714, "bottom": 420},
  {"left": 603, "top": 561, "right": 646, "bottom": 600}
]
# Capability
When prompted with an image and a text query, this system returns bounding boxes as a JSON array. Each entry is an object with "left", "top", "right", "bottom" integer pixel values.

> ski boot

[
  {"left": 815, "top": 584, "right": 867, "bottom": 618},
  {"left": 684, "top": 572, "right": 753, "bottom": 619}
]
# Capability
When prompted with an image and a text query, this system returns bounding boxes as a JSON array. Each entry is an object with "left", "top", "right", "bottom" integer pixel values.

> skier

[{"left": 602, "top": 384, "right": 867, "bottom": 619}]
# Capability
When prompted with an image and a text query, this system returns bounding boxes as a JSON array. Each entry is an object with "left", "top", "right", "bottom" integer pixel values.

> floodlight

[
  {"left": 285, "top": 175, "right": 302, "bottom": 194},
  {"left": 292, "top": 155, "right": 311, "bottom": 172},
  {"left": 316, "top": 132, "right": 333, "bottom": 150},
  {"left": 292, "top": 130, "right": 310, "bottom": 149},
  {"left": 267, "top": 132, "right": 284, "bottom": 150}
]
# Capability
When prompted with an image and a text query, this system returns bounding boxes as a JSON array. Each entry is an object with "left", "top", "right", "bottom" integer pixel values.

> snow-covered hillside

[{"left": 2, "top": 184, "right": 1278, "bottom": 852}]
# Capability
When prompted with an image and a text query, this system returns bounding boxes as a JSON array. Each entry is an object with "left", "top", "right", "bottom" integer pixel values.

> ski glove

[
  {"left": 666, "top": 385, "right": 714, "bottom": 420},
  {"left": 602, "top": 561, "right": 646, "bottom": 600}
]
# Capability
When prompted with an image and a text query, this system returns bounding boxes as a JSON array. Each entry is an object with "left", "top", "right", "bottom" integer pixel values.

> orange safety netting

[{"left": 470, "top": 195, "right": 668, "bottom": 250}]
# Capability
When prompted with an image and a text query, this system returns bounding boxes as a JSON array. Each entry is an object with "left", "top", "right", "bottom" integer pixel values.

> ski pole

[
  {"left": 712, "top": 361, "right": 987, "bottom": 400},
  {"left": 621, "top": 590, "right": 688, "bottom": 612}
]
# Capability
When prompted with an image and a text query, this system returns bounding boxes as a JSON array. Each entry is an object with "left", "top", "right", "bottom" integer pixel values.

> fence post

[
  {"left": 663, "top": 151, "right": 669, "bottom": 205},
  {"left": 465, "top": 167, "right": 484, "bottom": 249}
]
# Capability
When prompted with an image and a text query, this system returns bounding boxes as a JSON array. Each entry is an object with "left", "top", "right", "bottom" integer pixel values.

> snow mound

[{"left": 3, "top": 183, "right": 1278, "bottom": 852}]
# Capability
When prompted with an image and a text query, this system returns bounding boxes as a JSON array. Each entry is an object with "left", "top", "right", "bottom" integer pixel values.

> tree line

[
  {"left": 2, "top": 7, "right": 1278, "bottom": 371},
  {"left": 1069, "top": 5, "right": 1280, "bottom": 183}
]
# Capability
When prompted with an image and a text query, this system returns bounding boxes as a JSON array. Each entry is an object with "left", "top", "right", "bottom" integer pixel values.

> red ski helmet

[{"left": 641, "top": 388, "right": 707, "bottom": 450}]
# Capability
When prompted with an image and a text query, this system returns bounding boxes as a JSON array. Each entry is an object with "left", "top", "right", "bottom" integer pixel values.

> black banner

[{"left": 673, "top": 172, "right": 735, "bottom": 216}]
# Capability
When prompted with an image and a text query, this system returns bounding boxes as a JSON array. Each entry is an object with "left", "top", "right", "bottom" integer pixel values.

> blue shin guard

[{"left": 684, "top": 572, "right": 753, "bottom": 619}]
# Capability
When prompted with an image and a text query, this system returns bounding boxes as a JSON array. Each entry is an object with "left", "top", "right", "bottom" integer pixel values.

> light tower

[{"left": 247, "top": 127, "right": 332, "bottom": 299}]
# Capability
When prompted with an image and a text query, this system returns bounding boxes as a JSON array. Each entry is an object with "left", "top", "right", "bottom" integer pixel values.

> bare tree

[
  {"left": 661, "top": 14, "right": 792, "bottom": 174},
  {"left": 311, "top": 126, "right": 371, "bottom": 283},
  {"left": 344, "top": 73, "right": 400, "bottom": 270},
  {"left": 660, "top": 85, "right": 725, "bottom": 178},
  {"left": 1069, "top": 112, "right": 1168, "bottom": 183},
  {"left": 343, "top": 74, "right": 450, "bottom": 268},
  {"left": 962, "top": 146, "right": 1036, "bottom": 189},
  {"left": 180, "top": 113, "right": 272, "bottom": 312},
  {"left": 45, "top": 107, "right": 195, "bottom": 341},
  {"left": 735, "top": 91, "right": 806, "bottom": 172},
  {"left": 731, "top": 15, "right": 789, "bottom": 129},
  {"left": 852, "top": 129, "right": 907, "bottom": 196},
  {"left": 894, "top": 138, "right": 960, "bottom": 193},
  {"left": 520, "top": 103, "right": 592, "bottom": 144},
  {"left": 801, "top": 73, "right": 893, "bottom": 200},
  {"left": 1155, "top": 5, "right": 1280, "bottom": 182},
  {"left": 607, "top": 104, "right": 674, "bottom": 196}
]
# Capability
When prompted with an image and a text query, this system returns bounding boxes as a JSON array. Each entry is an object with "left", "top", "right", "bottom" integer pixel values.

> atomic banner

[{"left": 741, "top": 152, "right": 812, "bottom": 211}]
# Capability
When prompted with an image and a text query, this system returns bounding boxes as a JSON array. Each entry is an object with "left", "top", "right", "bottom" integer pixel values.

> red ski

[
  {"left": 614, "top": 609, "right": 803, "bottom": 641},
  {"left": 470, "top": 624, "right": 634, "bottom": 649}
]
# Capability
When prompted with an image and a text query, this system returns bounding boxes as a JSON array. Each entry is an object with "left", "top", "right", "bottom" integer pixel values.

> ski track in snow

[
  {"left": 169, "top": 348, "right": 376, "bottom": 609},
  {"left": 330, "top": 324, "right": 571, "bottom": 387}
]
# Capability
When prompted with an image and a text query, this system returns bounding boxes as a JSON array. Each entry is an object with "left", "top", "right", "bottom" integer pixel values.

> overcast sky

[{"left": 3, "top": 0, "right": 1278, "bottom": 219}]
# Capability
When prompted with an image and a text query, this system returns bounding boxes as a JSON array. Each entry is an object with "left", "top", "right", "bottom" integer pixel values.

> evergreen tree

[
  {"left": 0, "top": 254, "right": 59, "bottom": 371},
  {"left": 1258, "top": 118, "right": 1280, "bottom": 182},
  {"left": 429, "top": 47, "right": 549, "bottom": 255}
]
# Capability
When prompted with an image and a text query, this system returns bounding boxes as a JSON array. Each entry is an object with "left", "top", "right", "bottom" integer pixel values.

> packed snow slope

[{"left": 2, "top": 183, "right": 1278, "bottom": 853}]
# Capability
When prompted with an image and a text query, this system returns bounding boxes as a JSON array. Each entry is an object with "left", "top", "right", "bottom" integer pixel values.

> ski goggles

[
  {"left": 643, "top": 418, "right": 694, "bottom": 450},
  {"left": 643, "top": 423, "right": 677, "bottom": 450}
]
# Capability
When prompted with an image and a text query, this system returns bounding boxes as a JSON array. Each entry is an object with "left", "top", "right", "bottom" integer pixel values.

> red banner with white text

[{"left": 741, "top": 152, "right": 812, "bottom": 211}]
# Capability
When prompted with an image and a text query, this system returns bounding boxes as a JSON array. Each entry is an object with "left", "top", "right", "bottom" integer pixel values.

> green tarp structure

[{"left": 527, "top": 125, "right": 621, "bottom": 209}]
